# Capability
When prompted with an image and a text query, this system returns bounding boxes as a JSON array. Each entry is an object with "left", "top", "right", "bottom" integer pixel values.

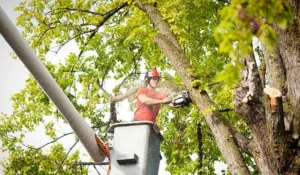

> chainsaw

[{"left": 164, "top": 91, "right": 191, "bottom": 106}]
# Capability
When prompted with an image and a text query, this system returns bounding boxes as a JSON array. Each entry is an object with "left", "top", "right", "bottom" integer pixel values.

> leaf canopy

[{"left": 0, "top": 0, "right": 293, "bottom": 174}]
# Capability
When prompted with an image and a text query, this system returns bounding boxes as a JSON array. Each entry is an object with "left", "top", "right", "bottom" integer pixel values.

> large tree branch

[
  {"left": 108, "top": 84, "right": 142, "bottom": 122},
  {"left": 271, "top": 6, "right": 300, "bottom": 172},
  {"left": 96, "top": 68, "right": 141, "bottom": 122},
  {"left": 95, "top": 53, "right": 141, "bottom": 122},
  {"left": 136, "top": 2, "right": 250, "bottom": 175},
  {"left": 154, "top": 32, "right": 250, "bottom": 175},
  {"left": 233, "top": 52, "right": 265, "bottom": 124},
  {"left": 111, "top": 85, "right": 142, "bottom": 102},
  {"left": 263, "top": 28, "right": 298, "bottom": 170},
  {"left": 229, "top": 127, "right": 253, "bottom": 156},
  {"left": 43, "top": 2, "right": 128, "bottom": 57},
  {"left": 111, "top": 58, "right": 142, "bottom": 102},
  {"left": 233, "top": 49, "right": 282, "bottom": 174},
  {"left": 135, "top": 2, "right": 181, "bottom": 50}
]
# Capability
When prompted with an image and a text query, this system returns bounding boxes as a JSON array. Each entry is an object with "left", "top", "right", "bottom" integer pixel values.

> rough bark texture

[
  {"left": 234, "top": 0, "right": 300, "bottom": 174},
  {"left": 274, "top": 0, "right": 300, "bottom": 173},
  {"left": 233, "top": 51, "right": 283, "bottom": 174},
  {"left": 136, "top": 0, "right": 300, "bottom": 174},
  {"left": 136, "top": 2, "right": 250, "bottom": 175}
]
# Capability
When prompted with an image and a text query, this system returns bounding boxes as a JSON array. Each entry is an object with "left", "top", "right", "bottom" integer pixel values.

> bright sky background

[
  {"left": 0, "top": 0, "right": 227, "bottom": 174},
  {"left": 0, "top": 0, "right": 28, "bottom": 172}
]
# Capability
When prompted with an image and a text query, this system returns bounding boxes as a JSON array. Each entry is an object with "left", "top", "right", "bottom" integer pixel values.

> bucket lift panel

[{"left": 107, "top": 122, "right": 163, "bottom": 175}]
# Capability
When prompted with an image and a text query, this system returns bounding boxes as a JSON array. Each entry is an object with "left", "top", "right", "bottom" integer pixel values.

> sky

[
  {"left": 0, "top": 0, "right": 108, "bottom": 174},
  {"left": 0, "top": 0, "right": 27, "bottom": 173},
  {"left": 0, "top": 0, "right": 226, "bottom": 174},
  {"left": 0, "top": 0, "right": 40, "bottom": 173}
]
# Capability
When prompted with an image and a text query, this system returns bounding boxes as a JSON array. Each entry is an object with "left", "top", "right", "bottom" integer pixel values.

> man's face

[{"left": 150, "top": 77, "right": 160, "bottom": 88}]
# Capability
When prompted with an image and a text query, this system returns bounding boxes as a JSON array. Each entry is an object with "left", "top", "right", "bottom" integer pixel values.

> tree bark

[
  {"left": 234, "top": 0, "right": 300, "bottom": 174},
  {"left": 272, "top": 0, "right": 300, "bottom": 173},
  {"left": 136, "top": 0, "right": 300, "bottom": 174},
  {"left": 233, "top": 52, "right": 281, "bottom": 174},
  {"left": 136, "top": 2, "right": 250, "bottom": 175}
]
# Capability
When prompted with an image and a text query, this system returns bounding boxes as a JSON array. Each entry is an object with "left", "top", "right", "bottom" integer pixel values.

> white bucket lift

[{"left": 107, "top": 121, "right": 163, "bottom": 175}]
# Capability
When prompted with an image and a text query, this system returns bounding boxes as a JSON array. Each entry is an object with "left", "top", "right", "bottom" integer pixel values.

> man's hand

[{"left": 161, "top": 95, "right": 173, "bottom": 104}]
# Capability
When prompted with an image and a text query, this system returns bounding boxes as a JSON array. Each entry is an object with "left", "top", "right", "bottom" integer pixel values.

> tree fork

[{"left": 234, "top": 51, "right": 282, "bottom": 174}]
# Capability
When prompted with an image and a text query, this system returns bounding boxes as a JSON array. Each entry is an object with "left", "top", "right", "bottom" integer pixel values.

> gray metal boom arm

[{"left": 0, "top": 6, "right": 105, "bottom": 162}]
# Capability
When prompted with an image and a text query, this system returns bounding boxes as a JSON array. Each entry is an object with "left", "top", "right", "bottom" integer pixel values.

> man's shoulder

[
  {"left": 137, "top": 87, "right": 157, "bottom": 95},
  {"left": 137, "top": 87, "right": 148, "bottom": 94}
]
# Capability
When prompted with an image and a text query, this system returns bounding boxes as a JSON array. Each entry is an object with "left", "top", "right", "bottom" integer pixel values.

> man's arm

[
  {"left": 137, "top": 93, "right": 182, "bottom": 107},
  {"left": 137, "top": 94, "right": 165, "bottom": 105}
]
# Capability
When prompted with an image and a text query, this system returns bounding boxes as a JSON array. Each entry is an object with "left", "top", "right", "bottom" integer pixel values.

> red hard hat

[{"left": 147, "top": 69, "right": 159, "bottom": 77}]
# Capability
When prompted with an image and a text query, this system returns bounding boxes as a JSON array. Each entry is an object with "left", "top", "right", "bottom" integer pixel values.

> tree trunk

[
  {"left": 136, "top": 0, "right": 300, "bottom": 174},
  {"left": 136, "top": 2, "right": 250, "bottom": 175},
  {"left": 234, "top": 0, "right": 300, "bottom": 174}
]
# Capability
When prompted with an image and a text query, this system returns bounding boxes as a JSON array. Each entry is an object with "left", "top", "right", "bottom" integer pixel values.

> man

[{"left": 133, "top": 69, "right": 178, "bottom": 123}]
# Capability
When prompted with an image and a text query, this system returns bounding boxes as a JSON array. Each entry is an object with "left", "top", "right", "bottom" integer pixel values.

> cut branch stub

[{"left": 264, "top": 87, "right": 282, "bottom": 112}]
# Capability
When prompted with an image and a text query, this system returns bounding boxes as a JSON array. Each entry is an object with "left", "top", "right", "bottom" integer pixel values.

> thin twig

[
  {"left": 93, "top": 165, "right": 101, "bottom": 175},
  {"left": 91, "top": 121, "right": 111, "bottom": 129},
  {"left": 57, "top": 7, "right": 106, "bottom": 16},
  {"left": 37, "top": 132, "right": 73, "bottom": 150},
  {"left": 53, "top": 29, "right": 95, "bottom": 54},
  {"left": 92, "top": 0, "right": 99, "bottom": 6},
  {"left": 54, "top": 140, "right": 79, "bottom": 175}
]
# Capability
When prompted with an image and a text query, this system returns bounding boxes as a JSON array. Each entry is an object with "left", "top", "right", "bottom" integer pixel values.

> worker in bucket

[{"left": 133, "top": 69, "right": 181, "bottom": 124}]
